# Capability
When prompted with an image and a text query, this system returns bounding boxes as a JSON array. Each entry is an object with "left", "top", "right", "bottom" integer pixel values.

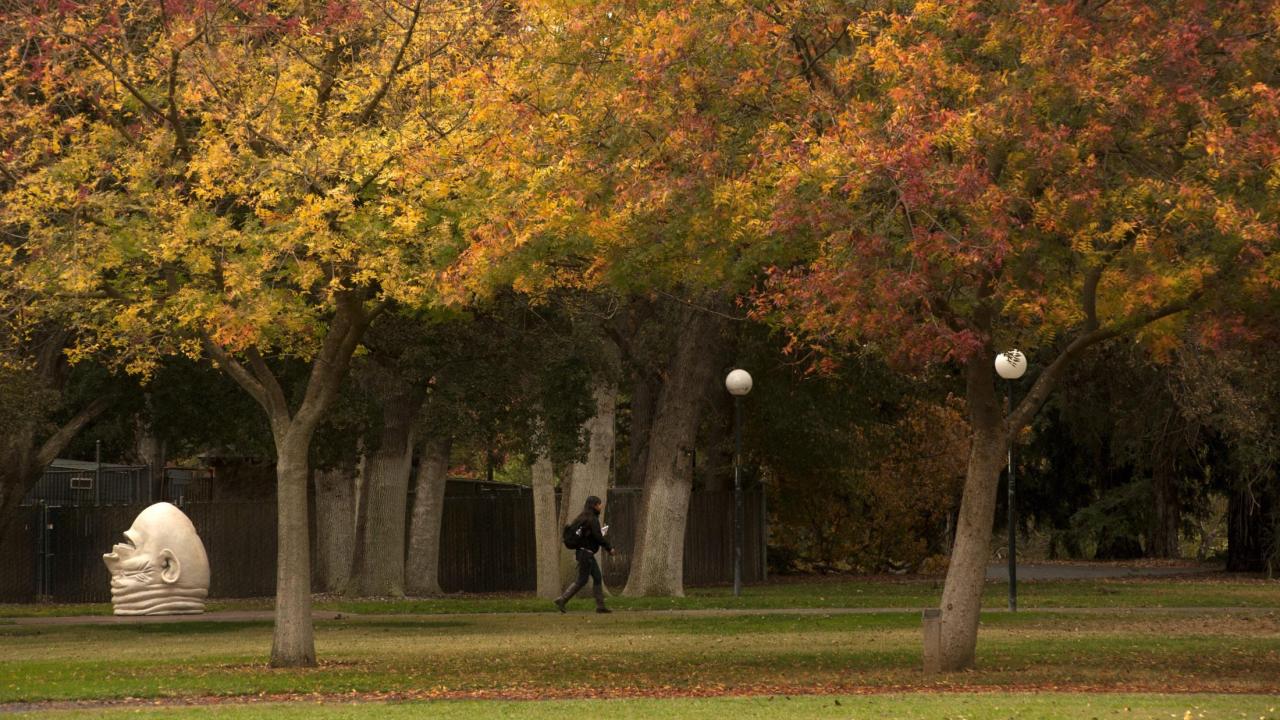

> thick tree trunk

[
  {"left": 272, "top": 435, "right": 317, "bottom": 668},
  {"left": 1147, "top": 454, "right": 1181, "bottom": 558},
  {"left": 560, "top": 382, "right": 618, "bottom": 585},
  {"left": 0, "top": 439, "right": 38, "bottom": 554},
  {"left": 937, "top": 356, "right": 1009, "bottom": 672},
  {"left": 348, "top": 377, "right": 424, "bottom": 598},
  {"left": 406, "top": 433, "right": 451, "bottom": 595},
  {"left": 313, "top": 466, "right": 356, "bottom": 593},
  {"left": 532, "top": 455, "right": 560, "bottom": 599},
  {"left": 623, "top": 309, "right": 722, "bottom": 597},
  {"left": 203, "top": 294, "right": 377, "bottom": 667},
  {"left": 0, "top": 469, "right": 33, "bottom": 555},
  {"left": 626, "top": 374, "right": 657, "bottom": 488}
]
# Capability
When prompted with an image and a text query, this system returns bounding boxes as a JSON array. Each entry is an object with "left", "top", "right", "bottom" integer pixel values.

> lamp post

[
  {"left": 725, "top": 368, "right": 753, "bottom": 598},
  {"left": 995, "top": 350, "right": 1027, "bottom": 612}
]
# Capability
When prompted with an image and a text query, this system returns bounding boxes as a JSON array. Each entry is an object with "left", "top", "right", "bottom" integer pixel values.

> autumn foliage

[
  {"left": 1, "top": 0, "right": 1277, "bottom": 670},
  {"left": 752, "top": 0, "right": 1279, "bottom": 366}
]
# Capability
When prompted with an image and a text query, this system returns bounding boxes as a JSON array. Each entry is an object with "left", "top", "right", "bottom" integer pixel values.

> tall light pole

[
  {"left": 995, "top": 350, "right": 1027, "bottom": 612},
  {"left": 725, "top": 368, "right": 753, "bottom": 598}
]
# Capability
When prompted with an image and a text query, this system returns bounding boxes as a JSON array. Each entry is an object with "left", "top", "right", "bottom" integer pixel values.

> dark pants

[
  {"left": 575, "top": 548, "right": 603, "bottom": 587},
  {"left": 557, "top": 548, "right": 606, "bottom": 608}
]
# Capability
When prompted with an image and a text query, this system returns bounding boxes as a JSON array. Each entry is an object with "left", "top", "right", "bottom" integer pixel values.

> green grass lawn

[
  {"left": 2, "top": 574, "right": 1276, "bottom": 618},
  {"left": 3, "top": 575, "right": 1277, "bottom": 716},
  {"left": 1, "top": 609, "right": 1277, "bottom": 704},
  {"left": 8, "top": 694, "right": 1280, "bottom": 720}
]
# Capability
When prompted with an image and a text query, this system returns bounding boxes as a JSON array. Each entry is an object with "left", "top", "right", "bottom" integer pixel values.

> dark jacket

[{"left": 573, "top": 510, "right": 612, "bottom": 554}]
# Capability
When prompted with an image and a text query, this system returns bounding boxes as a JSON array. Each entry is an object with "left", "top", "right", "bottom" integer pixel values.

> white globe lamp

[
  {"left": 994, "top": 349, "right": 1028, "bottom": 614},
  {"left": 724, "top": 367, "right": 753, "bottom": 598},
  {"left": 994, "top": 350, "right": 1027, "bottom": 380},
  {"left": 725, "top": 369, "right": 753, "bottom": 396}
]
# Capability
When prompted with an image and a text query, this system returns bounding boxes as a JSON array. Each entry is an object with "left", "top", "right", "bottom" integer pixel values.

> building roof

[{"left": 49, "top": 458, "right": 147, "bottom": 472}]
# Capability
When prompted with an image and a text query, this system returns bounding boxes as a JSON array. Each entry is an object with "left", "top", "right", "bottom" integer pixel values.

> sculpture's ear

[{"left": 158, "top": 548, "right": 181, "bottom": 584}]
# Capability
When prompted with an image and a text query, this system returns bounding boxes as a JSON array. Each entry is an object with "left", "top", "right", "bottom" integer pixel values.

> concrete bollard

[{"left": 922, "top": 608, "right": 942, "bottom": 674}]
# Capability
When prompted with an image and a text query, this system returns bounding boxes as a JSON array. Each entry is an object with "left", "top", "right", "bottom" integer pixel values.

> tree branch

[
  {"left": 1081, "top": 265, "right": 1103, "bottom": 331},
  {"left": 245, "top": 346, "right": 290, "bottom": 419},
  {"left": 356, "top": 0, "right": 424, "bottom": 125},
  {"left": 202, "top": 334, "right": 271, "bottom": 414},
  {"left": 312, "top": 39, "right": 348, "bottom": 127},
  {"left": 43, "top": 20, "right": 167, "bottom": 124},
  {"left": 292, "top": 293, "right": 380, "bottom": 433},
  {"left": 35, "top": 395, "right": 113, "bottom": 469},
  {"left": 166, "top": 48, "right": 192, "bottom": 160},
  {"left": 790, "top": 31, "right": 843, "bottom": 100},
  {"left": 1008, "top": 291, "right": 1203, "bottom": 433}
]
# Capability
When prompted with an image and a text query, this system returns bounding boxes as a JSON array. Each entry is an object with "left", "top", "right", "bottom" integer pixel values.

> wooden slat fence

[{"left": 4, "top": 487, "right": 763, "bottom": 601}]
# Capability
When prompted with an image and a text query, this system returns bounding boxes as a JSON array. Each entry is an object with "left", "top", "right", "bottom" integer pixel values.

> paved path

[{"left": 986, "top": 562, "right": 1220, "bottom": 581}]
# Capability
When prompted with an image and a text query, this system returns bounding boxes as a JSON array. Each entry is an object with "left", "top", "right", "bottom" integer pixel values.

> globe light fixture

[
  {"left": 725, "top": 368, "right": 753, "bottom": 597},
  {"left": 994, "top": 349, "right": 1028, "bottom": 613},
  {"left": 725, "top": 368, "right": 753, "bottom": 396},
  {"left": 994, "top": 350, "right": 1027, "bottom": 380}
]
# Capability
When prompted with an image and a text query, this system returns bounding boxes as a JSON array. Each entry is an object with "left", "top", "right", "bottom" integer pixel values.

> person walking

[{"left": 555, "top": 495, "right": 615, "bottom": 614}]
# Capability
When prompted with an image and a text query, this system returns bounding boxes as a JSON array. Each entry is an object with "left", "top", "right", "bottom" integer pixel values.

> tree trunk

[
  {"left": 134, "top": 395, "right": 166, "bottom": 502},
  {"left": 272, "top": 434, "right": 317, "bottom": 668},
  {"left": 532, "top": 455, "right": 560, "bottom": 599},
  {"left": 699, "top": 388, "right": 734, "bottom": 494},
  {"left": 625, "top": 373, "right": 657, "bottom": 488},
  {"left": 348, "top": 376, "right": 424, "bottom": 598},
  {"left": 0, "top": 437, "right": 37, "bottom": 554},
  {"left": 0, "top": 396, "right": 110, "bottom": 551},
  {"left": 0, "top": 470, "right": 33, "bottom": 555},
  {"left": 203, "top": 293, "right": 377, "bottom": 667},
  {"left": 1227, "top": 480, "right": 1277, "bottom": 573},
  {"left": 937, "top": 356, "right": 1009, "bottom": 671},
  {"left": 928, "top": 289, "right": 1200, "bottom": 671},
  {"left": 560, "top": 381, "right": 618, "bottom": 585},
  {"left": 623, "top": 309, "right": 722, "bottom": 597},
  {"left": 406, "top": 433, "right": 451, "bottom": 595},
  {"left": 1147, "top": 453, "right": 1181, "bottom": 558},
  {"left": 313, "top": 466, "right": 356, "bottom": 593}
]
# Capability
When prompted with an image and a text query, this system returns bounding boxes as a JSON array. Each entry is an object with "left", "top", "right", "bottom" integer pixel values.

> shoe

[
  {"left": 554, "top": 598, "right": 567, "bottom": 613},
  {"left": 596, "top": 607, "right": 612, "bottom": 614}
]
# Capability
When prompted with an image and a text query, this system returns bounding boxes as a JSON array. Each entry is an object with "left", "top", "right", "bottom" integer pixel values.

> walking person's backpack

[{"left": 562, "top": 521, "right": 585, "bottom": 550}]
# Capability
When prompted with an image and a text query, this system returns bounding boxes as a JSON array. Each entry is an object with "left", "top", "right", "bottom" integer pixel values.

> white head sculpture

[{"left": 102, "top": 502, "right": 210, "bottom": 615}]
